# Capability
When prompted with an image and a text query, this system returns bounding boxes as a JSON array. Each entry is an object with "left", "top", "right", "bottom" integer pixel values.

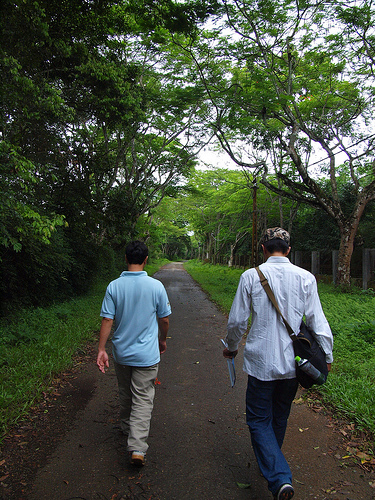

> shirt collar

[
  {"left": 265, "top": 256, "right": 291, "bottom": 263},
  {"left": 120, "top": 271, "right": 148, "bottom": 277}
]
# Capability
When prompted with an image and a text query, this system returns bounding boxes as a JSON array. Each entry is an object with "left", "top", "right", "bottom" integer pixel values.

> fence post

[
  {"left": 311, "top": 251, "right": 320, "bottom": 276},
  {"left": 363, "top": 248, "right": 371, "bottom": 290},
  {"left": 294, "top": 251, "right": 301, "bottom": 267},
  {"left": 371, "top": 250, "right": 375, "bottom": 289},
  {"left": 332, "top": 250, "right": 338, "bottom": 285}
]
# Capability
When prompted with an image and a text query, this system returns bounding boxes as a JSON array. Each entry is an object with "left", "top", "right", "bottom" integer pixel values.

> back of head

[
  {"left": 263, "top": 239, "right": 290, "bottom": 255},
  {"left": 261, "top": 227, "right": 290, "bottom": 255},
  {"left": 126, "top": 240, "right": 148, "bottom": 265}
]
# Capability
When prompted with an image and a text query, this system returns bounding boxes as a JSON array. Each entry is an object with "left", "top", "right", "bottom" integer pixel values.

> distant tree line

[{"left": 151, "top": 168, "right": 375, "bottom": 272}]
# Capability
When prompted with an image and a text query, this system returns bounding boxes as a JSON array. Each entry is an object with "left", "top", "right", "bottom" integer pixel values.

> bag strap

[{"left": 255, "top": 266, "right": 297, "bottom": 341}]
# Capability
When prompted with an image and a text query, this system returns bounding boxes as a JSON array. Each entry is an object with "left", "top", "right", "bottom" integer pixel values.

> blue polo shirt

[{"left": 100, "top": 271, "right": 171, "bottom": 367}]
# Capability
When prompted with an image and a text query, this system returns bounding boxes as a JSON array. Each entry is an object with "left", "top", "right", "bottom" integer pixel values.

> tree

[
  {"left": 179, "top": 168, "right": 255, "bottom": 263},
  {"left": 183, "top": 0, "right": 375, "bottom": 287},
  {"left": 1, "top": 0, "right": 222, "bottom": 243},
  {"left": 0, "top": 0, "right": 219, "bottom": 312},
  {"left": 181, "top": 167, "right": 300, "bottom": 264},
  {"left": 138, "top": 196, "right": 193, "bottom": 260}
]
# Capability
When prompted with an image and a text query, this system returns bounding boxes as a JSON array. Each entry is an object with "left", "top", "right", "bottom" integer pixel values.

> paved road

[{"left": 29, "top": 263, "right": 374, "bottom": 500}]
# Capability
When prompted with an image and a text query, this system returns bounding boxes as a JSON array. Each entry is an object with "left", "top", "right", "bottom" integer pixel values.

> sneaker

[
  {"left": 130, "top": 451, "right": 145, "bottom": 467},
  {"left": 274, "top": 483, "right": 294, "bottom": 500}
]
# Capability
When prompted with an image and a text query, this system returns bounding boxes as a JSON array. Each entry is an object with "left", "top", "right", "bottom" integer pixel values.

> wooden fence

[{"left": 213, "top": 248, "right": 375, "bottom": 290}]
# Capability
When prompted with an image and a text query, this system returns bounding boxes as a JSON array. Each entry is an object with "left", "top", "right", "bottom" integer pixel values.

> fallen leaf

[
  {"left": 236, "top": 482, "right": 251, "bottom": 489},
  {"left": 0, "top": 474, "right": 9, "bottom": 482},
  {"left": 324, "top": 487, "right": 336, "bottom": 494},
  {"left": 356, "top": 451, "right": 372, "bottom": 462},
  {"left": 293, "top": 397, "right": 304, "bottom": 405}
]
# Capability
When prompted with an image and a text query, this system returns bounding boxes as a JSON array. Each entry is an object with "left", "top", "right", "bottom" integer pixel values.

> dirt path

[{"left": 1, "top": 263, "right": 374, "bottom": 499}]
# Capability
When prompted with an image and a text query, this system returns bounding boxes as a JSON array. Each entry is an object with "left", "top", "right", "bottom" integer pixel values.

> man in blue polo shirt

[{"left": 97, "top": 241, "right": 171, "bottom": 466}]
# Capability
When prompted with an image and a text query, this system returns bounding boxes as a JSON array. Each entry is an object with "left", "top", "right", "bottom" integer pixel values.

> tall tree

[
  {"left": 0, "top": 0, "right": 218, "bottom": 250},
  {"left": 0, "top": 0, "right": 218, "bottom": 311},
  {"left": 183, "top": 0, "right": 375, "bottom": 287}
]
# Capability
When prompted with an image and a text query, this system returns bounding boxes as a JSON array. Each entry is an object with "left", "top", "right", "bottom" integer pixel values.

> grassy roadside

[
  {"left": 184, "top": 260, "right": 375, "bottom": 444},
  {"left": 0, "top": 259, "right": 169, "bottom": 440}
]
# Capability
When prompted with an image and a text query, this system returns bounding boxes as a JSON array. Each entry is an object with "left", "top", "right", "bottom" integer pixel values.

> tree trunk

[
  {"left": 337, "top": 228, "right": 355, "bottom": 289},
  {"left": 228, "top": 243, "right": 235, "bottom": 267},
  {"left": 205, "top": 233, "right": 214, "bottom": 261},
  {"left": 336, "top": 201, "right": 367, "bottom": 288},
  {"left": 228, "top": 232, "right": 247, "bottom": 267}
]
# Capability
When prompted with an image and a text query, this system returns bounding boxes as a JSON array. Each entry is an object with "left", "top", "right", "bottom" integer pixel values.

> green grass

[
  {"left": 3, "top": 257, "right": 374, "bottom": 446},
  {"left": 184, "top": 260, "right": 375, "bottom": 443},
  {"left": 0, "top": 259, "right": 169, "bottom": 440}
]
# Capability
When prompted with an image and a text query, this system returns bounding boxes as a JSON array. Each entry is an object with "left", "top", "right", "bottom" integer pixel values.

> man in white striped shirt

[{"left": 223, "top": 227, "right": 333, "bottom": 500}]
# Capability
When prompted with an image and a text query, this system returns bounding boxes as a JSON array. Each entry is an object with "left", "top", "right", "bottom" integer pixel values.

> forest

[{"left": 1, "top": 0, "right": 375, "bottom": 316}]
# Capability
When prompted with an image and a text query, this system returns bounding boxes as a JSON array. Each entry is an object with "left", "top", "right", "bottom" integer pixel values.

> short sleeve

[{"left": 100, "top": 286, "right": 116, "bottom": 319}]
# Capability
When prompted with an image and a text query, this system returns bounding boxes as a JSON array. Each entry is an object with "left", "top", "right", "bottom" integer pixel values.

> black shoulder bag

[{"left": 255, "top": 267, "right": 328, "bottom": 389}]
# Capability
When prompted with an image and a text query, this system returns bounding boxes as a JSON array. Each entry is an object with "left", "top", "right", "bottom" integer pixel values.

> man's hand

[
  {"left": 97, "top": 349, "right": 109, "bottom": 373},
  {"left": 223, "top": 348, "right": 238, "bottom": 359},
  {"left": 327, "top": 363, "right": 332, "bottom": 372},
  {"left": 97, "top": 317, "right": 113, "bottom": 374},
  {"left": 159, "top": 339, "right": 167, "bottom": 354},
  {"left": 158, "top": 316, "right": 169, "bottom": 355}
]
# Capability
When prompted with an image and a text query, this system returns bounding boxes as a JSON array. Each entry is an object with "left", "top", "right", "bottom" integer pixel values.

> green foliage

[
  {"left": 0, "top": 233, "right": 122, "bottom": 316},
  {"left": 0, "top": 287, "right": 103, "bottom": 436},
  {"left": 180, "top": 167, "right": 305, "bottom": 262},
  {"left": 186, "top": 0, "right": 375, "bottom": 285},
  {"left": 0, "top": 142, "right": 65, "bottom": 253},
  {"left": 184, "top": 261, "right": 375, "bottom": 439},
  {"left": 0, "top": 0, "right": 215, "bottom": 312},
  {"left": 182, "top": 169, "right": 254, "bottom": 259}
]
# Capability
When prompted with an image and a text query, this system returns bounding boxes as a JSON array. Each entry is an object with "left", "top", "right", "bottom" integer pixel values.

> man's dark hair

[
  {"left": 126, "top": 240, "right": 148, "bottom": 265},
  {"left": 263, "top": 238, "right": 289, "bottom": 255}
]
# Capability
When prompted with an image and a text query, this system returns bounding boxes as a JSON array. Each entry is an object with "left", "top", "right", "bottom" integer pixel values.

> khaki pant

[{"left": 114, "top": 361, "right": 159, "bottom": 453}]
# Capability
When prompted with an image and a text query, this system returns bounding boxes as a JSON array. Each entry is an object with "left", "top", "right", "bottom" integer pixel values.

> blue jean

[{"left": 246, "top": 375, "right": 298, "bottom": 496}]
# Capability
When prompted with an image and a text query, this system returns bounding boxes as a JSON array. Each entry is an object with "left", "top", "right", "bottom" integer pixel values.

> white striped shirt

[{"left": 226, "top": 256, "right": 333, "bottom": 381}]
